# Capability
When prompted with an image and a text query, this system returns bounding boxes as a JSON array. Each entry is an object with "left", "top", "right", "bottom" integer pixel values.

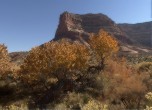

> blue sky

[{"left": 0, "top": 0, "right": 151, "bottom": 52}]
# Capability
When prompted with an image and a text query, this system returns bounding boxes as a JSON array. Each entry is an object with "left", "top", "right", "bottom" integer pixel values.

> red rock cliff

[{"left": 54, "top": 11, "right": 132, "bottom": 44}]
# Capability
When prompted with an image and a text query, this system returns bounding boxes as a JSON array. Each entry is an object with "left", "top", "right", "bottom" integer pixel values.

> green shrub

[
  {"left": 81, "top": 100, "right": 108, "bottom": 110},
  {"left": 62, "top": 92, "right": 91, "bottom": 109},
  {"left": 145, "top": 92, "right": 152, "bottom": 110},
  {"left": 137, "top": 62, "right": 152, "bottom": 74}
]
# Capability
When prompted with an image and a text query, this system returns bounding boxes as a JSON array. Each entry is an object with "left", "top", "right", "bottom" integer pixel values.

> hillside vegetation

[{"left": 0, "top": 30, "right": 151, "bottom": 110}]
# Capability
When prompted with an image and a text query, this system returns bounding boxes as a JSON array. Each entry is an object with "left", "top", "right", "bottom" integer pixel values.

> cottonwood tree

[
  {"left": 0, "top": 44, "right": 11, "bottom": 77},
  {"left": 88, "top": 29, "right": 119, "bottom": 72},
  {"left": 89, "top": 29, "right": 119, "bottom": 60},
  {"left": 20, "top": 39, "right": 90, "bottom": 89}
]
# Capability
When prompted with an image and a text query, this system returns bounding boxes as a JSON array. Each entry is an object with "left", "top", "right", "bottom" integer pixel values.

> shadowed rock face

[{"left": 54, "top": 12, "right": 132, "bottom": 44}]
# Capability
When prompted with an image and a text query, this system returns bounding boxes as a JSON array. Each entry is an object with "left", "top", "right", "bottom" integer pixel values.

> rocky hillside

[
  {"left": 54, "top": 12, "right": 152, "bottom": 55},
  {"left": 118, "top": 22, "right": 152, "bottom": 48},
  {"left": 55, "top": 11, "right": 132, "bottom": 44},
  {"left": 9, "top": 51, "right": 28, "bottom": 65}
]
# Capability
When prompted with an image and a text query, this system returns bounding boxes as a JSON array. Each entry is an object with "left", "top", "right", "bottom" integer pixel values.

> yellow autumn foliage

[
  {"left": 20, "top": 39, "right": 90, "bottom": 84},
  {"left": 0, "top": 44, "right": 11, "bottom": 76},
  {"left": 89, "top": 29, "right": 119, "bottom": 59}
]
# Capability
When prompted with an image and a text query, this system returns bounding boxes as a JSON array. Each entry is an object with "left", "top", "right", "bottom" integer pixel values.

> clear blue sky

[{"left": 0, "top": 0, "right": 151, "bottom": 52}]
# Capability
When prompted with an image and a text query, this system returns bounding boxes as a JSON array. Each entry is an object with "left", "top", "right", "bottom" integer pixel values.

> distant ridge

[{"left": 118, "top": 21, "right": 152, "bottom": 47}]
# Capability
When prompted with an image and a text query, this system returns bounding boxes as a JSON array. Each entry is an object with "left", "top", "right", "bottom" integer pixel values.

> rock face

[
  {"left": 118, "top": 22, "right": 152, "bottom": 48},
  {"left": 54, "top": 12, "right": 132, "bottom": 44},
  {"left": 54, "top": 12, "right": 152, "bottom": 54}
]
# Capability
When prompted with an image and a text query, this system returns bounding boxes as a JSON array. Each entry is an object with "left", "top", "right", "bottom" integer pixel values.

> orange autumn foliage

[
  {"left": 89, "top": 29, "right": 119, "bottom": 59},
  {"left": 20, "top": 39, "right": 90, "bottom": 85},
  {"left": 0, "top": 44, "right": 11, "bottom": 76}
]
